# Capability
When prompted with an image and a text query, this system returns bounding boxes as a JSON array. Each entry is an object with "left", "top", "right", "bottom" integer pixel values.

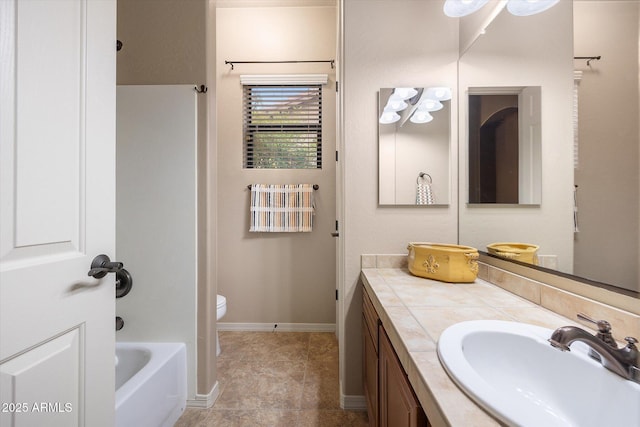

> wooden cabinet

[
  {"left": 379, "top": 326, "right": 428, "bottom": 427},
  {"left": 363, "top": 288, "right": 428, "bottom": 427},
  {"left": 363, "top": 290, "right": 379, "bottom": 427}
]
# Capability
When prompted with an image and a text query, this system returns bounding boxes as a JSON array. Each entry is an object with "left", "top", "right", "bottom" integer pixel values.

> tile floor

[{"left": 175, "top": 331, "right": 369, "bottom": 427}]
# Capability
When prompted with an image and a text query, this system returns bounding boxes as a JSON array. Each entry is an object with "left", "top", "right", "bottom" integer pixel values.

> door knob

[
  {"left": 115, "top": 316, "right": 124, "bottom": 331},
  {"left": 115, "top": 269, "right": 133, "bottom": 298},
  {"left": 88, "top": 254, "right": 124, "bottom": 279}
]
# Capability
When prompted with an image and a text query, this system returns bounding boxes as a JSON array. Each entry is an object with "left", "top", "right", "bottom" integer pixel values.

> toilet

[{"left": 216, "top": 294, "right": 227, "bottom": 356}]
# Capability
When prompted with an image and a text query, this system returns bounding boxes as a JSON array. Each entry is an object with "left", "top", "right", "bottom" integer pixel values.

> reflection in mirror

[
  {"left": 572, "top": 0, "right": 639, "bottom": 294},
  {"left": 456, "top": 0, "right": 508, "bottom": 54},
  {"left": 458, "top": 0, "right": 640, "bottom": 297},
  {"left": 458, "top": 1, "right": 573, "bottom": 278},
  {"left": 378, "top": 87, "right": 451, "bottom": 205},
  {"left": 468, "top": 87, "right": 541, "bottom": 204}
]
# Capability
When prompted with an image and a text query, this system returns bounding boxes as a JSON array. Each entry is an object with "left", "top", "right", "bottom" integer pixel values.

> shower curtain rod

[
  {"left": 225, "top": 60, "right": 335, "bottom": 70},
  {"left": 574, "top": 56, "right": 601, "bottom": 66}
]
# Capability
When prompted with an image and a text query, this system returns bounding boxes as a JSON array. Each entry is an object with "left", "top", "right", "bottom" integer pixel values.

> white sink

[{"left": 437, "top": 320, "right": 640, "bottom": 427}]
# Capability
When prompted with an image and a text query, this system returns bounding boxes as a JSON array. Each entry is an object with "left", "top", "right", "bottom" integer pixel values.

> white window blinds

[{"left": 242, "top": 76, "right": 326, "bottom": 169}]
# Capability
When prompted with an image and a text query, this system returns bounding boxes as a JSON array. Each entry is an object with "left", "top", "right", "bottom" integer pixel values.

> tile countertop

[{"left": 360, "top": 267, "right": 591, "bottom": 427}]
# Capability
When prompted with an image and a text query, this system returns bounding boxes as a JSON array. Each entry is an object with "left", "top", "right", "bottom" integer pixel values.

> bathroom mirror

[
  {"left": 378, "top": 87, "right": 451, "bottom": 205},
  {"left": 458, "top": 0, "right": 640, "bottom": 297},
  {"left": 468, "top": 87, "right": 541, "bottom": 204}
]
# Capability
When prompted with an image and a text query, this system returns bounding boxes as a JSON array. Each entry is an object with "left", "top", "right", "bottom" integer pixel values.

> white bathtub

[{"left": 115, "top": 342, "right": 187, "bottom": 427}]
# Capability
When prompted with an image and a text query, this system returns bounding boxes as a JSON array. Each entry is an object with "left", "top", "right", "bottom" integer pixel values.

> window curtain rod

[{"left": 225, "top": 60, "right": 335, "bottom": 70}]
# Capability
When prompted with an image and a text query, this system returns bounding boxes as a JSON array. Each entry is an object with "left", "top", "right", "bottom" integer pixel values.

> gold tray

[
  {"left": 407, "top": 242, "right": 479, "bottom": 283},
  {"left": 487, "top": 242, "right": 539, "bottom": 265}
]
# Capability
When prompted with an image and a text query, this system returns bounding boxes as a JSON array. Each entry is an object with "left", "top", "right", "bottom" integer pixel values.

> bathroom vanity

[
  {"left": 360, "top": 255, "right": 640, "bottom": 427},
  {"left": 363, "top": 286, "right": 427, "bottom": 427}
]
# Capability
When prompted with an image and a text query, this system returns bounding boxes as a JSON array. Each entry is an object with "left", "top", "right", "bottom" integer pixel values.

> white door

[{"left": 0, "top": 1, "right": 116, "bottom": 426}]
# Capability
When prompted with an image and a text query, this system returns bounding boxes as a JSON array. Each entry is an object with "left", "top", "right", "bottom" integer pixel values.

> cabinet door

[
  {"left": 379, "top": 326, "right": 428, "bottom": 427},
  {"left": 363, "top": 315, "right": 378, "bottom": 427},
  {"left": 363, "top": 290, "right": 379, "bottom": 352}
]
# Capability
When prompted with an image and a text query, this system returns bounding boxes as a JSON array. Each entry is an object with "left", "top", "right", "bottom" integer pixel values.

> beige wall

[
  {"left": 573, "top": 1, "right": 640, "bottom": 292},
  {"left": 116, "top": 0, "right": 217, "bottom": 398},
  {"left": 215, "top": 5, "right": 338, "bottom": 326},
  {"left": 117, "top": 0, "right": 206, "bottom": 85},
  {"left": 341, "top": 0, "right": 459, "bottom": 398}
]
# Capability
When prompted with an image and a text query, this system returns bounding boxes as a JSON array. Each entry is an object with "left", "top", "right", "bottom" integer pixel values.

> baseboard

[
  {"left": 186, "top": 381, "right": 219, "bottom": 409},
  {"left": 341, "top": 394, "right": 367, "bottom": 411},
  {"left": 217, "top": 322, "right": 336, "bottom": 333}
]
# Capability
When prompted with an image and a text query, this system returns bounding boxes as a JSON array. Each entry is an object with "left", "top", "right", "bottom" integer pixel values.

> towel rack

[{"left": 247, "top": 184, "right": 319, "bottom": 190}]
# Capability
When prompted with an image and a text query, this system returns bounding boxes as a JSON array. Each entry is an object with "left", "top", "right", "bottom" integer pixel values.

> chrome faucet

[{"left": 548, "top": 313, "right": 639, "bottom": 384}]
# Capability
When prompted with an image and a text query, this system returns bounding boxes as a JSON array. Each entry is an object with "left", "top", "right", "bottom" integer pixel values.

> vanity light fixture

[
  {"left": 506, "top": 0, "right": 560, "bottom": 17},
  {"left": 425, "top": 87, "right": 452, "bottom": 102},
  {"left": 384, "top": 99, "right": 408, "bottom": 112},
  {"left": 444, "top": 0, "right": 559, "bottom": 18},
  {"left": 379, "top": 111, "right": 401, "bottom": 124},
  {"left": 443, "top": 0, "right": 490, "bottom": 17},
  {"left": 410, "top": 111, "right": 434, "bottom": 124},
  {"left": 391, "top": 87, "right": 419, "bottom": 100},
  {"left": 380, "top": 86, "right": 451, "bottom": 125},
  {"left": 379, "top": 88, "right": 417, "bottom": 123},
  {"left": 418, "top": 99, "right": 443, "bottom": 112}
]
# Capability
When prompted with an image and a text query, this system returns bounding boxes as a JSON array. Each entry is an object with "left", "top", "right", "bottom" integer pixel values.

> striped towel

[{"left": 249, "top": 184, "right": 315, "bottom": 232}]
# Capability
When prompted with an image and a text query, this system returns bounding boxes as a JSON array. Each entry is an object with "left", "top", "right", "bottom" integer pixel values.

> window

[{"left": 243, "top": 84, "right": 322, "bottom": 169}]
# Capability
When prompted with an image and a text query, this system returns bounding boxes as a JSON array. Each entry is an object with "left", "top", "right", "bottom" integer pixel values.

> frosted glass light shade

[
  {"left": 443, "top": 0, "right": 490, "bottom": 17},
  {"left": 418, "top": 99, "right": 443, "bottom": 112},
  {"left": 384, "top": 99, "right": 408, "bottom": 112},
  {"left": 425, "top": 87, "right": 452, "bottom": 101},
  {"left": 410, "top": 111, "right": 433, "bottom": 124},
  {"left": 391, "top": 87, "right": 418, "bottom": 100},
  {"left": 506, "top": 0, "right": 560, "bottom": 16},
  {"left": 379, "top": 111, "right": 401, "bottom": 124}
]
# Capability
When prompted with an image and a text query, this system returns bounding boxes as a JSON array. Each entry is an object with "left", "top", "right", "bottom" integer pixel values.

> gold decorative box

[
  {"left": 486, "top": 242, "right": 539, "bottom": 265},
  {"left": 407, "top": 243, "right": 479, "bottom": 283}
]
